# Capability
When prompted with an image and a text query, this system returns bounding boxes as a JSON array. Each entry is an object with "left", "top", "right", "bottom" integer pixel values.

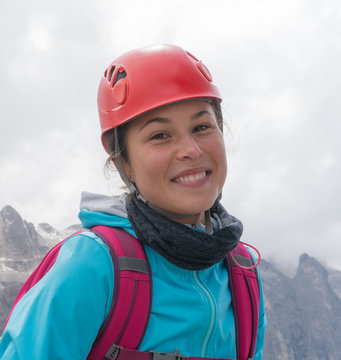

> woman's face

[{"left": 123, "top": 100, "right": 227, "bottom": 225}]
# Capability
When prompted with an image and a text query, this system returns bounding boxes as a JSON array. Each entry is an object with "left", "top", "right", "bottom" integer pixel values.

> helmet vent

[
  {"left": 113, "top": 70, "right": 127, "bottom": 87},
  {"left": 186, "top": 51, "right": 199, "bottom": 62},
  {"left": 108, "top": 66, "right": 116, "bottom": 82}
]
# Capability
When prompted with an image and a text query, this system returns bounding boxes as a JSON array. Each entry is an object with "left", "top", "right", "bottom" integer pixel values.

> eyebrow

[
  {"left": 139, "top": 110, "right": 212, "bottom": 131},
  {"left": 191, "top": 110, "right": 212, "bottom": 120},
  {"left": 139, "top": 117, "right": 170, "bottom": 131}
]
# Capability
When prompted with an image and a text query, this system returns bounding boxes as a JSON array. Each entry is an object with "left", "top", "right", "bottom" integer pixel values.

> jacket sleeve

[{"left": 0, "top": 232, "right": 114, "bottom": 360}]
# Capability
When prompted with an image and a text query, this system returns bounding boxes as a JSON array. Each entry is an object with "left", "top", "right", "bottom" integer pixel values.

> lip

[
  {"left": 170, "top": 167, "right": 212, "bottom": 187},
  {"left": 171, "top": 167, "right": 210, "bottom": 180}
]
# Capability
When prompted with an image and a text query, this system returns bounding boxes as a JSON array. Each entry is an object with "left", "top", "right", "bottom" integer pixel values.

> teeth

[{"left": 174, "top": 171, "right": 207, "bottom": 183}]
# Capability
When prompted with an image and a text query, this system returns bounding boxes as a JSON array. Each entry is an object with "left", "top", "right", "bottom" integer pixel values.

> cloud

[{"left": 0, "top": 0, "right": 340, "bottom": 269}]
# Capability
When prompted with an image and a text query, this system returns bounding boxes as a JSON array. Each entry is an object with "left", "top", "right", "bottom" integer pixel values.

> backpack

[{"left": 3, "top": 225, "right": 260, "bottom": 360}]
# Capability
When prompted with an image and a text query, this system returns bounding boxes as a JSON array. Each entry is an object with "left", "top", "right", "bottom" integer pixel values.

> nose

[{"left": 175, "top": 134, "right": 203, "bottom": 161}]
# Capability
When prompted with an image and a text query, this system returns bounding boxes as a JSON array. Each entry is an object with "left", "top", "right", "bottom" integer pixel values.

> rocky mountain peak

[
  {"left": 0, "top": 205, "right": 24, "bottom": 227},
  {"left": 295, "top": 253, "right": 328, "bottom": 284},
  {"left": 38, "top": 222, "right": 56, "bottom": 235},
  {"left": 262, "top": 252, "right": 341, "bottom": 360},
  {"left": 0, "top": 205, "right": 47, "bottom": 260}
]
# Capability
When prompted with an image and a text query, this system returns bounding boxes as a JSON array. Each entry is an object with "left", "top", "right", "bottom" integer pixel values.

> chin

[{"left": 173, "top": 201, "right": 216, "bottom": 217}]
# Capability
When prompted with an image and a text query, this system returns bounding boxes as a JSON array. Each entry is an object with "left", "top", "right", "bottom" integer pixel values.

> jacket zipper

[{"left": 192, "top": 271, "right": 216, "bottom": 357}]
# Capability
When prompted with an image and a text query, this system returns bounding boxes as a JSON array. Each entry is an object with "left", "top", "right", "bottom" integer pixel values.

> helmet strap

[
  {"left": 114, "top": 128, "right": 137, "bottom": 193},
  {"left": 205, "top": 209, "right": 213, "bottom": 233}
]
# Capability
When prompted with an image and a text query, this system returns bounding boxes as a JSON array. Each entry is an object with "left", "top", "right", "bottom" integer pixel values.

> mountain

[
  {"left": 0, "top": 205, "right": 341, "bottom": 359},
  {"left": 328, "top": 269, "right": 341, "bottom": 299},
  {"left": 260, "top": 254, "right": 341, "bottom": 360},
  {"left": 0, "top": 205, "right": 50, "bottom": 271},
  {"left": 0, "top": 206, "right": 81, "bottom": 332}
]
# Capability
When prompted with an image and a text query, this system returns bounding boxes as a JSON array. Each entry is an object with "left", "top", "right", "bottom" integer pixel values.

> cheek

[
  {"left": 214, "top": 138, "right": 228, "bottom": 184},
  {"left": 130, "top": 151, "right": 168, "bottom": 187},
  {"left": 219, "top": 153, "right": 228, "bottom": 183}
]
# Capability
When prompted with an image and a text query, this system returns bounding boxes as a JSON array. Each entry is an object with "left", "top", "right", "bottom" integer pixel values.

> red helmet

[{"left": 97, "top": 44, "right": 222, "bottom": 151}]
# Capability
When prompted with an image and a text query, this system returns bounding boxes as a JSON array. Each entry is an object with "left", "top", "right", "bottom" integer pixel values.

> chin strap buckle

[{"left": 149, "top": 349, "right": 188, "bottom": 360}]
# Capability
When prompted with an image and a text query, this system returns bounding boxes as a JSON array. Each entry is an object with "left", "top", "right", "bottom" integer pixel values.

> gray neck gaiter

[{"left": 126, "top": 195, "right": 243, "bottom": 270}]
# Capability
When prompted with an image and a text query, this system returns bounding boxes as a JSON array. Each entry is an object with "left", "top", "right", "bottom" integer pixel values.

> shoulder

[
  {"left": 59, "top": 230, "right": 113, "bottom": 264},
  {"left": 0, "top": 231, "right": 117, "bottom": 359},
  {"left": 27, "top": 230, "right": 115, "bottom": 302}
]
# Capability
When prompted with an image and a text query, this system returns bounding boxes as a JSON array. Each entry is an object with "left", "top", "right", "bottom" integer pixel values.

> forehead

[{"left": 129, "top": 100, "right": 215, "bottom": 130}]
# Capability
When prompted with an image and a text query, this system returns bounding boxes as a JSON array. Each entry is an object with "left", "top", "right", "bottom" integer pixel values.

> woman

[{"left": 0, "top": 44, "right": 266, "bottom": 359}]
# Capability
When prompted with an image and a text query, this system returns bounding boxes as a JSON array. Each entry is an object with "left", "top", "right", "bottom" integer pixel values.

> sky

[{"left": 0, "top": 0, "right": 340, "bottom": 269}]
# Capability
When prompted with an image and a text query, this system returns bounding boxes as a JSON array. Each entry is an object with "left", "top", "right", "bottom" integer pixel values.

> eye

[
  {"left": 193, "top": 124, "right": 212, "bottom": 133},
  {"left": 150, "top": 132, "right": 169, "bottom": 141}
]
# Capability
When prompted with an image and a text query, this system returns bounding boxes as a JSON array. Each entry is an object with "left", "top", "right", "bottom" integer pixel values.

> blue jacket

[{"left": 0, "top": 193, "right": 266, "bottom": 359}]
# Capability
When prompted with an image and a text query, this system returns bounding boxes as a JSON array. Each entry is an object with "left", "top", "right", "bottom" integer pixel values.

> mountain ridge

[{"left": 0, "top": 205, "right": 340, "bottom": 359}]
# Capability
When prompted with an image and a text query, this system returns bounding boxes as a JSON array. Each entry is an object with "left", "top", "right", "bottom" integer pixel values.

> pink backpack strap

[
  {"left": 87, "top": 226, "right": 152, "bottom": 360},
  {"left": 226, "top": 243, "right": 260, "bottom": 360}
]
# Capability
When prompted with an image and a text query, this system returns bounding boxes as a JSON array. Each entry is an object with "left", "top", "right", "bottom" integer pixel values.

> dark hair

[{"left": 104, "top": 100, "right": 223, "bottom": 170}]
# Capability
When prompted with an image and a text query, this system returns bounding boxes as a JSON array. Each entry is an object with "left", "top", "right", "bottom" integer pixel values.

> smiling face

[{"left": 123, "top": 100, "right": 227, "bottom": 225}]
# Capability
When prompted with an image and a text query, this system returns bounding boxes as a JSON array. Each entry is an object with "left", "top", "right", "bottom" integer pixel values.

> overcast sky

[{"left": 1, "top": 0, "right": 340, "bottom": 269}]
